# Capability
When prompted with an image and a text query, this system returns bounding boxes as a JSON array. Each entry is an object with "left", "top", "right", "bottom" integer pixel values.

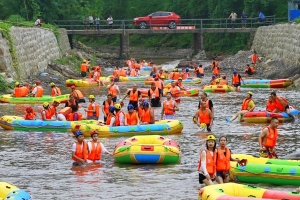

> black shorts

[
  {"left": 78, "top": 98, "right": 86, "bottom": 103},
  {"left": 81, "top": 71, "right": 87, "bottom": 77},
  {"left": 129, "top": 101, "right": 138, "bottom": 109},
  {"left": 216, "top": 171, "right": 229, "bottom": 180},
  {"left": 233, "top": 83, "right": 241, "bottom": 87},
  {"left": 199, "top": 173, "right": 206, "bottom": 184},
  {"left": 112, "top": 96, "right": 117, "bottom": 103},
  {"left": 206, "top": 124, "right": 211, "bottom": 132},
  {"left": 285, "top": 105, "right": 289, "bottom": 110},
  {"left": 151, "top": 98, "right": 161, "bottom": 107}
]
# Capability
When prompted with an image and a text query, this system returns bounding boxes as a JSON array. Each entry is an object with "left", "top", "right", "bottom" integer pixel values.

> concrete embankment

[{"left": 0, "top": 27, "right": 70, "bottom": 81}]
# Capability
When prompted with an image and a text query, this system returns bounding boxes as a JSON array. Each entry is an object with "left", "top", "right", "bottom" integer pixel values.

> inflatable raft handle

[
  {"left": 6, "top": 185, "right": 11, "bottom": 189},
  {"left": 218, "top": 189, "right": 224, "bottom": 193},
  {"left": 247, "top": 185, "right": 258, "bottom": 189}
]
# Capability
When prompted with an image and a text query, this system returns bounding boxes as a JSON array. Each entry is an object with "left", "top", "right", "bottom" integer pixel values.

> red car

[{"left": 133, "top": 11, "right": 181, "bottom": 29}]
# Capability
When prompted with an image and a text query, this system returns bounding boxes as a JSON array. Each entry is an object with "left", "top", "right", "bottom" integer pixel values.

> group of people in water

[{"left": 12, "top": 54, "right": 299, "bottom": 191}]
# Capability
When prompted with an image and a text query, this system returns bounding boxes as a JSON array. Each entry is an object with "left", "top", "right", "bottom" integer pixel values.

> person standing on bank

[
  {"left": 89, "top": 14, "right": 94, "bottom": 30},
  {"left": 107, "top": 15, "right": 113, "bottom": 30},
  {"left": 228, "top": 11, "right": 237, "bottom": 28},
  {"left": 241, "top": 10, "right": 247, "bottom": 28},
  {"left": 95, "top": 17, "right": 100, "bottom": 31}
]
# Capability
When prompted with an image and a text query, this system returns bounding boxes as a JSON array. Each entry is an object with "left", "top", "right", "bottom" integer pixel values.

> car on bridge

[{"left": 133, "top": 11, "right": 181, "bottom": 29}]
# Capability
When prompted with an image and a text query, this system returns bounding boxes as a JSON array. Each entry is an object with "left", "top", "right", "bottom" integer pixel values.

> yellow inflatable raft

[
  {"left": 113, "top": 135, "right": 181, "bottom": 164},
  {"left": 71, "top": 120, "right": 183, "bottom": 137},
  {"left": 202, "top": 85, "right": 234, "bottom": 93},
  {"left": 0, "top": 182, "right": 31, "bottom": 200},
  {"left": 0, "top": 94, "right": 69, "bottom": 104},
  {"left": 199, "top": 183, "right": 300, "bottom": 200}
]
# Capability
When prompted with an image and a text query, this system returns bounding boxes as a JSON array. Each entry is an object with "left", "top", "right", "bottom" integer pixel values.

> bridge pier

[
  {"left": 193, "top": 33, "right": 204, "bottom": 52},
  {"left": 119, "top": 32, "right": 130, "bottom": 59}
]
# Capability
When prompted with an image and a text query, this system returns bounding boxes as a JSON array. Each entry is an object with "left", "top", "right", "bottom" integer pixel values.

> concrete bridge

[{"left": 54, "top": 16, "right": 277, "bottom": 58}]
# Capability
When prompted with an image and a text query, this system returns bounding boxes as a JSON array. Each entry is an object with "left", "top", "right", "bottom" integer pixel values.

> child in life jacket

[{"left": 24, "top": 107, "right": 36, "bottom": 120}]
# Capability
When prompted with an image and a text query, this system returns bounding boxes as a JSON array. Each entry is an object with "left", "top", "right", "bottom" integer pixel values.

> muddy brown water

[{"left": 0, "top": 60, "right": 299, "bottom": 199}]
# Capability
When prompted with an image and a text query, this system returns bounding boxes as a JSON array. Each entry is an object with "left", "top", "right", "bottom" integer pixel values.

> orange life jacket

[
  {"left": 232, "top": 74, "right": 240, "bottom": 84},
  {"left": 213, "top": 66, "right": 220, "bottom": 75},
  {"left": 175, "top": 81, "right": 182, "bottom": 88},
  {"left": 49, "top": 105, "right": 57, "bottom": 117},
  {"left": 58, "top": 107, "right": 72, "bottom": 117},
  {"left": 219, "top": 79, "right": 228, "bottom": 85},
  {"left": 21, "top": 87, "right": 29, "bottom": 97},
  {"left": 198, "top": 149, "right": 216, "bottom": 176},
  {"left": 81, "top": 63, "right": 88, "bottom": 72},
  {"left": 24, "top": 112, "right": 36, "bottom": 120},
  {"left": 198, "top": 108, "right": 211, "bottom": 124},
  {"left": 130, "top": 70, "right": 137, "bottom": 77},
  {"left": 115, "top": 110, "right": 125, "bottom": 126},
  {"left": 51, "top": 87, "right": 61, "bottom": 96},
  {"left": 263, "top": 126, "right": 278, "bottom": 148},
  {"left": 275, "top": 96, "right": 288, "bottom": 112},
  {"left": 108, "top": 85, "right": 118, "bottom": 97},
  {"left": 170, "top": 86, "right": 180, "bottom": 98},
  {"left": 152, "top": 65, "right": 157, "bottom": 74},
  {"left": 35, "top": 86, "right": 44, "bottom": 97},
  {"left": 68, "top": 112, "right": 83, "bottom": 121},
  {"left": 89, "top": 70, "right": 95, "bottom": 78},
  {"left": 73, "top": 142, "right": 88, "bottom": 162},
  {"left": 241, "top": 98, "right": 253, "bottom": 111},
  {"left": 106, "top": 114, "right": 115, "bottom": 125},
  {"left": 155, "top": 81, "right": 163, "bottom": 90},
  {"left": 14, "top": 87, "right": 22, "bottom": 97},
  {"left": 250, "top": 66, "right": 255, "bottom": 73},
  {"left": 251, "top": 53, "right": 258, "bottom": 63},
  {"left": 149, "top": 87, "right": 160, "bottom": 98},
  {"left": 87, "top": 102, "right": 100, "bottom": 118},
  {"left": 87, "top": 141, "right": 102, "bottom": 161},
  {"left": 163, "top": 100, "right": 175, "bottom": 115},
  {"left": 216, "top": 148, "right": 230, "bottom": 171},
  {"left": 129, "top": 90, "right": 139, "bottom": 102},
  {"left": 169, "top": 72, "right": 174, "bottom": 80},
  {"left": 173, "top": 72, "right": 181, "bottom": 80},
  {"left": 266, "top": 100, "right": 276, "bottom": 112},
  {"left": 125, "top": 112, "right": 138, "bottom": 125},
  {"left": 103, "top": 100, "right": 114, "bottom": 115},
  {"left": 137, "top": 106, "right": 143, "bottom": 118},
  {"left": 113, "top": 70, "right": 119, "bottom": 78},
  {"left": 141, "top": 109, "right": 151, "bottom": 123},
  {"left": 73, "top": 90, "right": 84, "bottom": 100},
  {"left": 41, "top": 108, "right": 52, "bottom": 120}
]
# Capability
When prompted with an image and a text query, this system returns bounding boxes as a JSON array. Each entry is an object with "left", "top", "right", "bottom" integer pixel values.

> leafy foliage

[{"left": 0, "top": 0, "right": 289, "bottom": 55}]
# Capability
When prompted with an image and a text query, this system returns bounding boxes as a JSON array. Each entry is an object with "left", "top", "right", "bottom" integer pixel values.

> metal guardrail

[{"left": 52, "top": 15, "right": 283, "bottom": 31}]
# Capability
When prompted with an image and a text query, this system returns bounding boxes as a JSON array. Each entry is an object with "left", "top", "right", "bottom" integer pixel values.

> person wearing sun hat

[
  {"left": 226, "top": 91, "right": 255, "bottom": 122},
  {"left": 197, "top": 134, "right": 217, "bottom": 186}
]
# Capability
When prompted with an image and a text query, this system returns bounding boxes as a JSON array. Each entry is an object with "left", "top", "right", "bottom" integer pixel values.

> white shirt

[
  {"left": 229, "top": 12, "right": 237, "bottom": 20},
  {"left": 32, "top": 86, "right": 42, "bottom": 96},
  {"left": 72, "top": 141, "right": 87, "bottom": 152},
  {"left": 87, "top": 141, "right": 108, "bottom": 155},
  {"left": 118, "top": 112, "right": 125, "bottom": 126},
  {"left": 109, "top": 116, "right": 116, "bottom": 126},
  {"left": 89, "top": 16, "right": 94, "bottom": 23},
  {"left": 107, "top": 17, "right": 113, "bottom": 25}
]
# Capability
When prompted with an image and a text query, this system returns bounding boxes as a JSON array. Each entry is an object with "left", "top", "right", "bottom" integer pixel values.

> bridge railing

[{"left": 53, "top": 16, "right": 284, "bottom": 31}]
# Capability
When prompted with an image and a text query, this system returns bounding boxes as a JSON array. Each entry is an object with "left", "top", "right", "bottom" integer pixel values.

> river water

[{"left": 0, "top": 60, "right": 299, "bottom": 199}]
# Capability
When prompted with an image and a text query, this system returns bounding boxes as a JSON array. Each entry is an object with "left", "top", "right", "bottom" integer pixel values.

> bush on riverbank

[{"left": 0, "top": 74, "right": 13, "bottom": 93}]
